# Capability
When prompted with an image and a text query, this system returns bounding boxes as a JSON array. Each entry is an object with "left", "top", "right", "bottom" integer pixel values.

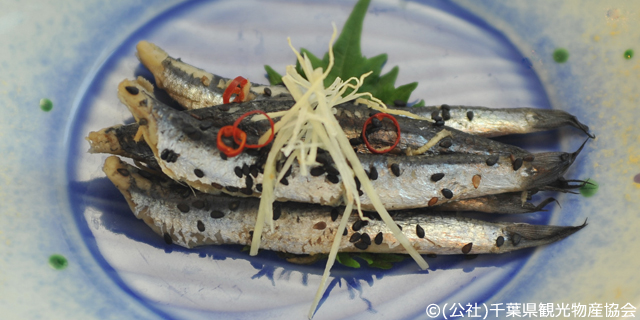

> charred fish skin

[
  {"left": 103, "top": 156, "right": 586, "bottom": 255},
  {"left": 118, "top": 78, "right": 578, "bottom": 210},
  {"left": 86, "top": 124, "right": 161, "bottom": 170},
  {"left": 136, "top": 41, "right": 291, "bottom": 110}
]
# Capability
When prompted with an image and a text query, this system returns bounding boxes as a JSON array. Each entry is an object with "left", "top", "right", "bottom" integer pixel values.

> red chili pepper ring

[
  {"left": 222, "top": 76, "right": 249, "bottom": 104},
  {"left": 362, "top": 113, "right": 401, "bottom": 154},
  {"left": 232, "top": 110, "right": 275, "bottom": 149},
  {"left": 217, "top": 125, "right": 247, "bottom": 158}
]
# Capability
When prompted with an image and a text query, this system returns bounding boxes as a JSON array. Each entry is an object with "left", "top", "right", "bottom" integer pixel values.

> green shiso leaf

[
  {"left": 264, "top": 0, "right": 421, "bottom": 105},
  {"left": 336, "top": 253, "right": 361, "bottom": 268}
]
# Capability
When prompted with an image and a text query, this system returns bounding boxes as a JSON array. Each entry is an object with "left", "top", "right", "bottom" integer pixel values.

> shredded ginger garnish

[{"left": 247, "top": 24, "right": 429, "bottom": 318}]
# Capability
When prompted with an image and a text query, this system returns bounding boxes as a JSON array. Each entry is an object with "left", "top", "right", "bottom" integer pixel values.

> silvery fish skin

[
  {"left": 403, "top": 104, "right": 593, "bottom": 138},
  {"left": 103, "top": 156, "right": 586, "bottom": 255},
  {"left": 118, "top": 79, "right": 580, "bottom": 211},
  {"left": 136, "top": 41, "right": 291, "bottom": 109},
  {"left": 136, "top": 40, "right": 592, "bottom": 138},
  {"left": 97, "top": 95, "right": 532, "bottom": 158},
  {"left": 86, "top": 125, "right": 556, "bottom": 214}
]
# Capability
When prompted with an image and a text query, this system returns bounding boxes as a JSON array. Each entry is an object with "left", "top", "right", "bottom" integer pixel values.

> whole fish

[
  {"left": 98, "top": 93, "right": 533, "bottom": 158},
  {"left": 136, "top": 41, "right": 291, "bottom": 109},
  {"left": 137, "top": 41, "right": 592, "bottom": 138},
  {"left": 118, "top": 79, "right": 581, "bottom": 211},
  {"left": 103, "top": 156, "right": 585, "bottom": 255},
  {"left": 402, "top": 104, "right": 593, "bottom": 138},
  {"left": 87, "top": 125, "right": 558, "bottom": 214}
]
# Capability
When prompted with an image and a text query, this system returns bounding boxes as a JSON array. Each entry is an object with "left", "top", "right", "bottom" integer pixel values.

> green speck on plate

[
  {"left": 49, "top": 254, "right": 68, "bottom": 270},
  {"left": 579, "top": 179, "right": 598, "bottom": 197},
  {"left": 624, "top": 49, "right": 634, "bottom": 60},
  {"left": 40, "top": 98, "right": 53, "bottom": 112},
  {"left": 553, "top": 48, "right": 569, "bottom": 63}
]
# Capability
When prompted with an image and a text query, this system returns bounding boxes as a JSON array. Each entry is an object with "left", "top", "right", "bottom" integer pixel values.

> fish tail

[
  {"left": 533, "top": 109, "right": 594, "bottom": 138},
  {"left": 502, "top": 220, "right": 587, "bottom": 249}
]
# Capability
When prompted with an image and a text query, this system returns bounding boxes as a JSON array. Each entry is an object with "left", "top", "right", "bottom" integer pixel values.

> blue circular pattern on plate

[{"left": 65, "top": 0, "right": 558, "bottom": 318}]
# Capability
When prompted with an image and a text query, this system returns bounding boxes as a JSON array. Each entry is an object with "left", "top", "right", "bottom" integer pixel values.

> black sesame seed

[
  {"left": 199, "top": 120, "right": 214, "bottom": 131},
  {"left": 225, "top": 186, "right": 239, "bottom": 192},
  {"left": 432, "top": 115, "right": 443, "bottom": 122},
  {"left": 331, "top": 208, "right": 340, "bottom": 222},
  {"left": 442, "top": 109, "right": 451, "bottom": 121},
  {"left": 279, "top": 178, "right": 289, "bottom": 185},
  {"left": 371, "top": 117, "right": 382, "bottom": 128},
  {"left": 439, "top": 139, "right": 452, "bottom": 148},
  {"left": 212, "top": 182, "right": 223, "bottom": 189},
  {"left": 467, "top": 111, "right": 474, "bottom": 121},
  {"left": 431, "top": 173, "right": 445, "bottom": 182},
  {"left": 349, "top": 137, "right": 363, "bottom": 146},
  {"left": 138, "top": 118, "right": 148, "bottom": 126},
  {"left": 125, "top": 86, "right": 139, "bottom": 95},
  {"left": 219, "top": 104, "right": 230, "bottom": 112},
  {"left": 441, "top": 104, "right": 450, "bottom": 111},
  {"left": 163, "top": 233, "right": 173, "bottom": 245},
  {"left": 511, "top": 233, "right": 522, "bottom": 246},
  {"left": 374, "top": 232, "right": 383, "bottom": 245},
  {"left": 352, "top": 220, "right": 364, "bottom": 232},
  {"left": 220, "top": 153, "right": 227, "bottom": 160},
  {"left": 393, "top": 99, "right": 407, "bottom": 107},
  {"left": 496, "top": 236, "right": 505, "bottom": 247},
  {"left": 416, "top": 225, "right": 425, "bottom": 238},
  {"left": 513, "top": 158, "right": 523, "bottom": 170},
  {"left": 284, "top": 165, "right": 292, "bottom": 178},
  {"left": 390, "top": 163, "right": 401, "bottom": 177},
  {"left": 397, "top": 224, "right": 403, "bottom": 231},
  {"left": 210, "top": 210, "right": 225, "bottom": 219},
  {"left": 343, "top": 228, "right": 348, "bottom": 236},
  {"left": 355, "top": 177, "right": 361, "bottom": 190},
  {"left": 168, "top": 152, "right": 179, "bottom": 163},
  {"left": 441, "top": 188, "right": 454, "bottom": 199},
  {"left": 325, "top": 165, "right": 339, "bottom": 176},
  {"left": 326, "top": 174, "right": 339, "bottom": 184},
  {"left": 250, "top": 165, "right": 259, "bottom": 177},
  {"left": 486, "top": 155, "right": 499, "bottom": 166},
  {"left": 256, "top": 183, "right": 262, "bottom": 192},
  {"left": 461, "top": 242, "right": 473, "bottom": 254},
  {"left": 192, "top": 200, "right": 206, "bottom": 209},
  {"left": 160, "top": 149, "right": 170, "bottom": 160},
  {"left": 245, "top": 176, "right": 253, "bottom": 189},
  {"left": 523, "top": 154, "right": 535, "bottom": 162},
  {"left": 194, "top": 169, "right": 205, "bottom": 178},
  {"left": 354, "top": 241, "right": 369, "bottom": 250},
  {"left": 361, "top": 233, "right": 371, "bottom": 245},
  {"left": 197, "top": 220, "right": 205, "bottom": 232},
  {"left": 431, "top": 110, "right": 440, "bottom": 120},
  {"left": 358, "top": 190, "right": 364, "bottom": 197},
  {"left": 177, "top": 202, "right": 190, "bottom": 213},
  {"left": 349, "top": 233, "right": 361, "bottom": 243},
  {"left": 264, "top": 87, "right": 272, "bottom": 96},
  {"left": 138, "top": 170, "right": 153, "bottom": 179},
  {"left": 234, "top": 167, "right": 243, "bottom": 178},
  {"left": 228, "top": 201, "right": 239, "bottom": 211},
  {"left": 368, "top": 166, "right": 378, "bottom": 180},
  {"left": 273, "top": 203, "right": 282, "bottom": 221},
  {"left": 310, "top": 167, "right": 326, "bottom": 177},
  {"left": 242, "top": 164, "right": 250, "bottom": 176},
  {"left": 117, "top": 168, "right": 130, "bottom": 176}
]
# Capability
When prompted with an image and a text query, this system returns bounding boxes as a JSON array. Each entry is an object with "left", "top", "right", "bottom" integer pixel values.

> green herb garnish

[
  {"left": 336, "top": 252, "right": 407, "bottom": 270},
  {"left": 264, "top": 0, "right": 423, "bottom": 106}
]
